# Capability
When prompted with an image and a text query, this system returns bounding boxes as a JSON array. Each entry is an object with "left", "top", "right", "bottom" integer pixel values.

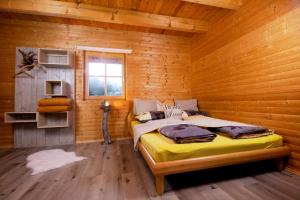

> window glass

[
  {"left": 85, "top": 52, "right": 125, "bottom": 98},
  {"left": 88, "top": 77, "right": 105, "bottom": 96},
  {"left": 89, "top": 62, "right": 105, "bottom": 76},
  {"left": 106, "top": 64, "right": 122, "bottom": 76},
  {"left": 107, "top": 77, "right": 122, "bottom": 96}
]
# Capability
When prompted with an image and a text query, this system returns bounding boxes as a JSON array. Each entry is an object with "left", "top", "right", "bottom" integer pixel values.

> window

[{"left": 85, "top": 51, "right": 125, "bottom": 99}]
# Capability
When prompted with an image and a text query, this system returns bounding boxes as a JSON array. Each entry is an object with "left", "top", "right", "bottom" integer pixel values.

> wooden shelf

[
  {"left": 37, "top": 111, "right": 72, "bottom": 128},
  {"left": 38, "top": 48, "right": 73, "bottom": 68},
  {"left": 4, "top": 112, "right": 37, "bottom": 123},
  {"left": 45, "top": 80, "right": 68, "bottom": 97}
]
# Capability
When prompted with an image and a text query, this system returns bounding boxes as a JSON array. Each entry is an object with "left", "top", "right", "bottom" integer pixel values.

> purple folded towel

[
  {"left": 159, "top": 124, "right": 216, "bottom": 143},
  {"left": 217, "top": 126, "right": 268, "bottom": 138}
]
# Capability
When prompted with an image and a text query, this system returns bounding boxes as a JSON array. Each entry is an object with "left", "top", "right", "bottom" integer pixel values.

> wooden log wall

[
  {"left": 0, "top": 18, "right": 191, "bottom": 147},
  {"left": 191, "top": 0, "right": 300, "bottom": 174}
]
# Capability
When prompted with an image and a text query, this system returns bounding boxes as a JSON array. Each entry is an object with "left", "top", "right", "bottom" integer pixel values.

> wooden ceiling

[
  {"left": 58, "top": 0, "right": 232, "bottom": 20},
  {"left": 0, "top": 0, "right": 236, "bottom": 37}
]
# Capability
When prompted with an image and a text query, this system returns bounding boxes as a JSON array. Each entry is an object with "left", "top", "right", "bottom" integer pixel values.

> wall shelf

[
  {"left": 37, "top": 111, "right": 72, "bottom": 128},
  {"left": 4, "top": 112, "right": 37, "bottom": 123},
  {"left": 38, "top": 48, "right": 73, "bottom": 68},
  {"left": 8, "top": 46, "right": 75, "bottom": 148},
  {"left": 44, "top": 80, "right": 68, "bottom": 97}
]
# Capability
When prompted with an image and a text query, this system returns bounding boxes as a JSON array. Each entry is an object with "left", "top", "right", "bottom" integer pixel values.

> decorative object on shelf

[
  {"left": 14, "top": 49, "right": 46, "bottom": 78},
  {"left": 100, "top": 100, "right": 112, "bottom": 144}
]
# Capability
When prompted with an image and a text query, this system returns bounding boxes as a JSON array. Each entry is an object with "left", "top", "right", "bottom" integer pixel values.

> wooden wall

[
  {"left": 191, "top": 0, "right": 300, "bottom": 174},
  {"left": 0, "top": 18, "right": 191, "bottom": 147}
]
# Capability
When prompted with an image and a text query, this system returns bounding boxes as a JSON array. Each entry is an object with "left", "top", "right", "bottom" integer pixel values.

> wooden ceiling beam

[
  {"left": 0, "top": 0, "right": 208, "bottom": 33},
  {"left": 182, "top": 0, "right": 242, "bottom": 10}
]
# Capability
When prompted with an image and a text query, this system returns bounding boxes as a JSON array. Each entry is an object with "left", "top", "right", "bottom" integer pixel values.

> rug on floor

[{"left": 26, "top": 149, "right": 87, "bottom": 175}]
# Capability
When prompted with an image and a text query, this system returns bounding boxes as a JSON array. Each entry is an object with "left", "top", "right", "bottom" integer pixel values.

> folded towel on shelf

[
  {"left": 215, "top": 126, "right": 272, "bottom": 139},
  {"left": 37, "top": 106, "right": 72, "bottom": 113},
  {"left": 158, "top": 124, "right": 216, "bottom": 144},
  {"left": 38, "top": 98, "right": 72, "bottom": 106}
]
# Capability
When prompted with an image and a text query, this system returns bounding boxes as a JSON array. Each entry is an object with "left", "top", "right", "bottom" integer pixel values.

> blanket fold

[
  {"left": 37, "top": 106, "right": 72, "bottom": 113},
  {"left": 159, "top": 124, "right": 216, "bottom": 143}
]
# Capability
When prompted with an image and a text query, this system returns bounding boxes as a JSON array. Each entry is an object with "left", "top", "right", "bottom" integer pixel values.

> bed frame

[
  {"left": 138, "top": 143, "right": 291, "bottom": 195},
  {"left": 127, "top": 112, "right": 291, "bottom": 195}
]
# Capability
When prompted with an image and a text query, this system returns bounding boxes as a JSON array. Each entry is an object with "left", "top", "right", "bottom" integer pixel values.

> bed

[{"left": 130, "top": 118, "right": 291, "bottom": 195}]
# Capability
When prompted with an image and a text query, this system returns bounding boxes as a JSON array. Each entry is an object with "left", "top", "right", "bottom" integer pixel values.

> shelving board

[
  {"left": 5, "top": 112, "right": 37, "bottom": 123},
  {"left": 37, "top": 111, "right": 72, "bottom": 128},
  {"left": 38, "top": 48, "right": 73, "bottom": 68},
  {"left": 11, "top": 47, "right": 75, "bottom": 148},
  {"left": 45, "top": 80, "right": 68, "bottom": 97}
]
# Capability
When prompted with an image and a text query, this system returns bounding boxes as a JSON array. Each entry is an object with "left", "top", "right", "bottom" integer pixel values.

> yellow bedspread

[{"left": 131, "top": 121, "right": 283, "bottom": 162}]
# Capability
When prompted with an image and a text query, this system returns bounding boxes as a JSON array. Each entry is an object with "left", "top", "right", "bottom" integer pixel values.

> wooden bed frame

[{"left": 138, "top": 143, "right": 291, "bottom": 195}]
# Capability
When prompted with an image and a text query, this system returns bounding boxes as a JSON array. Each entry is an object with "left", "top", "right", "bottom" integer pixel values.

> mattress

[{"left": 131, "top": 121, "right": 283, "bottom": 162}]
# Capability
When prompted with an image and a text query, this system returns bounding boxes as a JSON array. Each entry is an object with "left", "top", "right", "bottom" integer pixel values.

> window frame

[{"left": 84, "top": 51, "right": 126, "bottom": 100}]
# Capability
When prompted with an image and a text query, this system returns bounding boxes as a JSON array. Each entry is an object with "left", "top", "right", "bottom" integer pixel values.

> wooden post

[
  {"left": 155, "top": 176, "right": 164, "bottom": 195},
  {"left": 101, "top": 104, "right": 111, "bottom": 144}
]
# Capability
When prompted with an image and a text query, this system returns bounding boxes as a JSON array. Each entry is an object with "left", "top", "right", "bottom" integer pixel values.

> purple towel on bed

[
  {"left": 159, "top": 124, "right": 216, "bottom": 143},
  {"left": 217, "top": 126, "right": 268, "bottom": 138}
]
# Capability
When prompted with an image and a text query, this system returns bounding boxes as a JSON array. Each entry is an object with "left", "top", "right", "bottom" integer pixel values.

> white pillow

[
  {"left": 135, "top": 112, "right": 152, "bottom": 123},
  {"left": 133, "top": 99, "right": 157, "bottom": 115},
  {"left": 163, "top": 105, "right": 183, "bottom": 120}
]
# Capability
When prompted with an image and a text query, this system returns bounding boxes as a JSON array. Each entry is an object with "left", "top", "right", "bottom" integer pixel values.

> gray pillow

[
  {"left": 174, "top": 99, "right": 198, "bottom": 111},
  {"left": 133, "top": 99, "right": 157, "bottom": 115}
]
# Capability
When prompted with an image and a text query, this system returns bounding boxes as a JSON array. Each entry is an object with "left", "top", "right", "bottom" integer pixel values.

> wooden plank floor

[{"left": 0, "top": 140, "right": 300, "bottom": 200}]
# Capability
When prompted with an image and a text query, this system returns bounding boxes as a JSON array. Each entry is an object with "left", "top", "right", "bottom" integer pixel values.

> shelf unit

[
  {"left": 38, "top": 48, "right": 73, "bottom": 68},
  {"left": 7, "top": 47, "right": 75, "bottom": 147},
  {"left": 37, "top": 111, "right": 72, "bottom": 128},
  {"left": 44, "top": 80, "right": 68, "bottom": 97},
  {"left": 4, "top": 112, "right": 37, "bottom": 123}
]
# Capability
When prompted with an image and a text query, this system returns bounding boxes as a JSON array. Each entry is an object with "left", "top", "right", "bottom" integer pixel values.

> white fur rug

[{"left": 26, "top": 149, "right": 87, "bottom": 175}]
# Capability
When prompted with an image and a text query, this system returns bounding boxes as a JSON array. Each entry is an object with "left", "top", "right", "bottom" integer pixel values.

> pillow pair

[
  {"left": 134, "top": 98, "right": 200, "bottom": 122},
  {"left": 133, "top": 98, "right": 199, "bottom": 115},
  {"left": 134, "top": 99, "right": 183, "bottom": 120},
  {"left": 159, "top": 99, "right": 199, "bottom": 120},
  {"left": 135, "top": 106, "right": 182, "bottom": 123}
]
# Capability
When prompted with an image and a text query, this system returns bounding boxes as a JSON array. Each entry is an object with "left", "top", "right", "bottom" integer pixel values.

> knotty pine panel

[
  {"left": 191, "top": 1, "right": 300, "bottom": 173},
  {"left": 0, "top": 18, "right": 191, "bottom": 147},
  {"left": 191, "top": 0, "right": 300, "bottom": 60}
]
